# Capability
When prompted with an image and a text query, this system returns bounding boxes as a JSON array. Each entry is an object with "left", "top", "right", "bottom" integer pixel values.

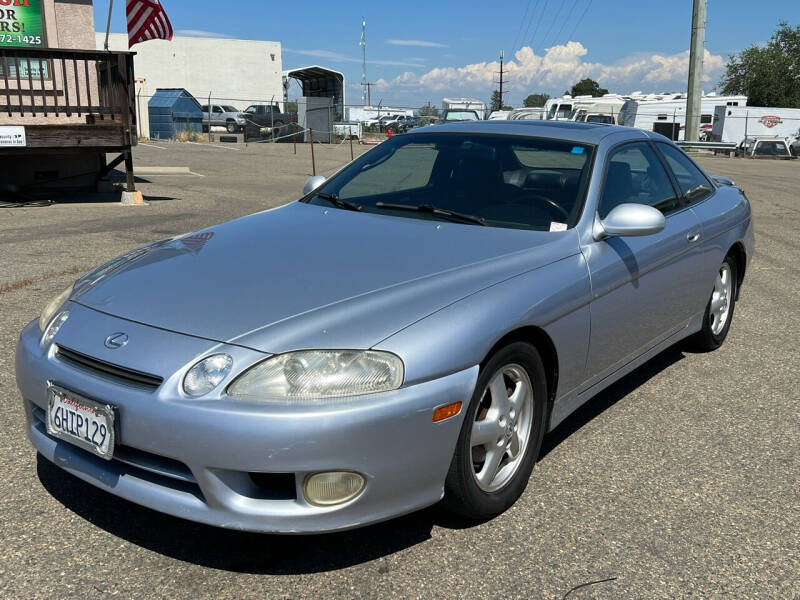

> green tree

[
  {"left": 419, "top": 104, "right": 440, "bottom": 117},
  {"left": 523, "top": 93, "right": 550, "bottom": 107},
  {"left": 490, "top": 90, "right": 513, "bottom": 112},
  {"left": 720, "top": 21, "right": 800, "bottom": 107},
  {"left": 570, "top": 78, "right": 608, "bottom": 97}
]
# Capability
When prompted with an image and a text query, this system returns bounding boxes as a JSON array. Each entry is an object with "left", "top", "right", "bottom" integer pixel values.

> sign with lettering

[
  {"left": 0, "top": 126, "right": 26, "bottom": 147},
  {"left": 0, "top": 0, "right": 45, "bottom": 48}
]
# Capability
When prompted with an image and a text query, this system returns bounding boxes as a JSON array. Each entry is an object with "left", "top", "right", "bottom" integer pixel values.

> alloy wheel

[
  {"left": 469, "top": 364, "right": 534, "bottom": 492},
  {"left": 710, "top": 263, "right": 733, "bottom": 335}
]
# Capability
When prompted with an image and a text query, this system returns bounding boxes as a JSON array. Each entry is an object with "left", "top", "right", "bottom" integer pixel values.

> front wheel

[
  {"left": 226, "top": 121, "right": 238, "bottom": 133},
  {"left": 689, "top": 256, "right": 737, "bottom": 351},
  {"left": 443, "top": 342, "right": 547, "bottom": 519}
]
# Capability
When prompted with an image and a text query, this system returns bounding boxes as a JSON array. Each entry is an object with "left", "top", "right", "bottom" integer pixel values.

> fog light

[{"left": 304, "top": 471, "right": 365, "bottom": 506}]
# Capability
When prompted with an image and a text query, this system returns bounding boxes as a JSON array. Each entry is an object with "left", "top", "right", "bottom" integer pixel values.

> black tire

[
  {"left": 689, "top": 255, "right": 738, "bottom": 351},
  {"left": 226, "top": 120, "right": 238, "bottom": 133},
  {"left": 442, "top": 342, "right": 547, "bottom": 520}
]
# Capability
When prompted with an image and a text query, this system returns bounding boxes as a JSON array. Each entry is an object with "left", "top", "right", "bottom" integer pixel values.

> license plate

[{"left": 46, "top": 384, "right": 116, "bottom": 460}]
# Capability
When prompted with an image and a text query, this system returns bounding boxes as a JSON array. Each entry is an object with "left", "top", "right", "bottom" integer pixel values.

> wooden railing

[{"left": 0, "top": 47, "right": 136, "bottom": 145}]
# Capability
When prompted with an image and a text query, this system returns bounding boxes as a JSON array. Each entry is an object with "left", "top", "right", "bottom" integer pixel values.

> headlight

[
  {"left": 183, "top": 354, "right": 233, "bottom": 397},
  {"left": 42, "top": 310, "right": 69, "bottom": 346},
  {"left": 39, "top": 284, "right": 73, "bottom": 332},
  {"left": 227, "top": 350, "right": 404, "bottom": 400}
]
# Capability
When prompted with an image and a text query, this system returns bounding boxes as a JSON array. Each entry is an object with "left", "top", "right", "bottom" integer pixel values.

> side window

[
  {"left": 599, "top": 142, "right": 679, "bottom": 218},
  {"left": 213, "top": 106, "right": 223, "bottom": 113},
  {"left": 657, "top": 143, "right": 714, "bottom": 203}
]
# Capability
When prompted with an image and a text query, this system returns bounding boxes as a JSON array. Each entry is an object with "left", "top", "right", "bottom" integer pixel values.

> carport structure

[{"left": 283, "top": 65, "right": 345, "bottom": 121}]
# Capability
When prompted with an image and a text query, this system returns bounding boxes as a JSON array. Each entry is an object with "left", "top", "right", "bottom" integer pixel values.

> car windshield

[
  {"left": 306, "top": 132, "right": 594, "bottom": 231},
  {"left": 445, "top": 111, "right": 480, "bottom": 121}
]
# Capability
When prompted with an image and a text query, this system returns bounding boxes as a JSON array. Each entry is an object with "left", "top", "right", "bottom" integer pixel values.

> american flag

[{"left": 126, "top": 0, "right": 173, "bottom": 48}]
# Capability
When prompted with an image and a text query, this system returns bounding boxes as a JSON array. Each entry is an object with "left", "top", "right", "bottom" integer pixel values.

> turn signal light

[{"left": 432, "top": 401, "right": 462, "bottom": 422}]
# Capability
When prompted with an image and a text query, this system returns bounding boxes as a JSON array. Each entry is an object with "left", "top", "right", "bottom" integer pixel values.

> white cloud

[
  {"left": 284, "top": 48, "right": 425, "bottom": 68},
  {"left": 380, "top": 42, "right": 726, "bottom": 99},
  {"left": 385, "top": 39, "right": 448, "bottom": 48},
  {"left": 174, "top": 29, "right": 233, "bottom": 39}
]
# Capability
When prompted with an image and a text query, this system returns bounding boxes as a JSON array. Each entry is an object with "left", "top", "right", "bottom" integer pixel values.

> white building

[{"left": 97, "top": 33, "right": 284, "bottom": 109}]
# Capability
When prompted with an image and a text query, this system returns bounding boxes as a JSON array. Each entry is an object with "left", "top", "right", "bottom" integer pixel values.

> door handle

[{"left": 687, "top": 232, "right": 701, "bottom": 243}]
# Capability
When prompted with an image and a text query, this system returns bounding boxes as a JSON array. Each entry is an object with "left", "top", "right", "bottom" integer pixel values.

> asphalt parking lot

[{"left": 1, "top": 142, "right": 798, "bottom": 599}]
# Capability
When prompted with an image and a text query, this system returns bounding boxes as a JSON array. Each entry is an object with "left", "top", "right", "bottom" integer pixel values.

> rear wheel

[
  {"left": 689, "top": 255, "right": 737, "bottom": 351},
  {"left": 443, "top": 342, "right": 546, "bottom": 519}
]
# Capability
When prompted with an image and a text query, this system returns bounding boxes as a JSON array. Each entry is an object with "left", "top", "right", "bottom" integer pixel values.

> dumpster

[{"left": 148, "top": 89, "right": 203, "bottom": 139}]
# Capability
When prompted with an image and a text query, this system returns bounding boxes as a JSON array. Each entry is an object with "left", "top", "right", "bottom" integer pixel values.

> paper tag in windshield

[{"left": 549, "top": 222, "right": 567, "bottom": 232}]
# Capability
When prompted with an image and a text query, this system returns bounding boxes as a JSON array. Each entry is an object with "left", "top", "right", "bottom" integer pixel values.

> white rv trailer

[
  {"left": 544, "top": 94, "right": 628, "bottom": 121},
  {"left": 618, "top": 93, "right": 747, "bottom": 140},
  {"left": 507, "top": 107, "right": 545, "bottom": 120},
  {"left": 711, "top": 105, "right": 800, "bottom": 144}
]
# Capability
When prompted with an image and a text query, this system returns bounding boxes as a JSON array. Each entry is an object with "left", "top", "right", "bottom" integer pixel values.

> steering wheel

[{"left": 511, "top": 192, "right": 570, "bottom": 223}]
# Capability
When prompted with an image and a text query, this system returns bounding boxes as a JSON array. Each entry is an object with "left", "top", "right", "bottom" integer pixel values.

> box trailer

[
  {"left": 618, "top": 94, "right": 747, "bottom": 140},
  {"left": 441, "top": 98, "right": 486, "bottom": 121},
  {"left": 711, "top": 106, "right": 800, "bottom": 144}
]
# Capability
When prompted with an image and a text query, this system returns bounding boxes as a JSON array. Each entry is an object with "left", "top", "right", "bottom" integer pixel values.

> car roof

[{"left": 411, "top": 119, "right": 651, "bottom": 144}]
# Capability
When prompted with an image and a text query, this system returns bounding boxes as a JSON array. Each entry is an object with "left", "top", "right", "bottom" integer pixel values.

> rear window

[{"left": 445, "top": 111, "right": 480, "bottom": 121}]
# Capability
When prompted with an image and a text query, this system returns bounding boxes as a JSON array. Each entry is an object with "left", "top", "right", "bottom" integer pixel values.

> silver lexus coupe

[{"left": 17, "top": 121, "right": 754, "bottom": 533}]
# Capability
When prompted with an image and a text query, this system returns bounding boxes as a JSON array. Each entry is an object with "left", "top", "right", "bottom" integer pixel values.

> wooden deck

[{"left": 0, "top": 47, "right": 136, "bottom": 153}]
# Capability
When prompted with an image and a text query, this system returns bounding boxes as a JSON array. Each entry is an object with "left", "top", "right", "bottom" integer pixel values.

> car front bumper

[{"left": 16, "top": 317, "right": 478, "bottom": 533}]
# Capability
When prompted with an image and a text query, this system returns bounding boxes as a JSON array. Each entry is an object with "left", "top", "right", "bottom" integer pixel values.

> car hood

[{"left": 74, "top": 202, "right": 575, "bottom": 353}]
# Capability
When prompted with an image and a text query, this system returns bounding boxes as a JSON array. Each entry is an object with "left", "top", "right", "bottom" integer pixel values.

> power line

[
  {"left": 538, "top": 0, "right": 567, "bottom": 50},
  {"left": 566, "top": 0, "right": 593, "bottom": 44},
  {"left": 549, "top": 0, "right": 579, "bottom": 48},
  {"left": 512, "top": 0, "right": 533, "bottom": 55},
  {"left": 525, "top": 0, "right": 547, "bottom": 52}
]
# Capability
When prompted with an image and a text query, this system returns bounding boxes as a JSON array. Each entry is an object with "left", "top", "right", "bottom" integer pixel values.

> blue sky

[{"left": 97, "top": 0, "right": 799, "bottom": 108}]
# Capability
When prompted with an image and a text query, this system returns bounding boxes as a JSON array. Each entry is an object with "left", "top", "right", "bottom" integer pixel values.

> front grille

[
  {"left": 30, "top": 403, "right": 203, "bottom": 501},
  {"left": 56, "top": 345, "right": 163, "bottom": 390}
]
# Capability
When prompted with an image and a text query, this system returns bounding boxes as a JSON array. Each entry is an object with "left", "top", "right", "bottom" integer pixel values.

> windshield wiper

[
  {"left": 374, "top": 202, "right": 486, "bottom": 226},
  {"left": 315, "top": 192, "right": 362, "bottom": 212}
]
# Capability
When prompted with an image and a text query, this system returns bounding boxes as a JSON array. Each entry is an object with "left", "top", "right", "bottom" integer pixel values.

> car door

[
  {"left": 583, "top": 140, "right": 705, "bottom": 383},
  {"left": 211, "top": 105, "right": 224, "bottom": 126},
  {"left": 655, "top": 142, "right": 729, "bottom": 307}
]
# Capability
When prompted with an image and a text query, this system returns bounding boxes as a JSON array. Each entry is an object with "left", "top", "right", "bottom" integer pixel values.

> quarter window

[
  {"left": 598, "top": 142, "right": 679, "bottom": 218},
  {"left": 657, "top": 143, "right": 714, "bottom": 203}
]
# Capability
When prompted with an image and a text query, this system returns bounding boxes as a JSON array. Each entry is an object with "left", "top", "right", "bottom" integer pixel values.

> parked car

[
  {"left": 19, "top": 121, "right": 753, "bottom": 534},
  {"left": 736, "top": 136, "right": 794, "bottom": 159},
  {"left": 382, "top": 115, "right": 414, "bottom": 132},
  {"left": 200, "top": 104, "right": 245, "bottom": 133},
  {"left": 789, "top": 129, "right": 800, "bottom": 157},
  {"left": 398, "top": 116, "right": 424, "bottom": 132},
  {"left": 242, "top": 104, "right": 295, "bottom": 137}
]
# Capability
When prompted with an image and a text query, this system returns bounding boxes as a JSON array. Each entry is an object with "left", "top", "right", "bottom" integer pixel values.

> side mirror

[
  {"left": 594, "top": 203, "right": 665, "bottom": 240},
  {"left": 302, "top": 175, "right": 327, "bottom": 196}
]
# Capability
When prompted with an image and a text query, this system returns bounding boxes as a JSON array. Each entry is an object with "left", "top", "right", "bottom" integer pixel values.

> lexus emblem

[{"left": 104, "top": 332, "right": 129, "bottom": 349}]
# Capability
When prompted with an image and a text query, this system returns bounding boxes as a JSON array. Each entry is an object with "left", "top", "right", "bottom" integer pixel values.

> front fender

[{"left": 375, "top": 252, "right": 592, "bottom": 408}]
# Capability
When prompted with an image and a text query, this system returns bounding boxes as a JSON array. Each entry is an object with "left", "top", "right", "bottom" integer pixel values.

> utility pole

[
  {"left": 494, "top": 50, "right": 508, "bottom": 111},
  {"left": 360, "top": 18, "right": 368, "bottom": 105},
  {"left": 685, "top": 0, "right": 707, "bottom": 141},
  {"left": 361, "top": 82, "right": 376, "bottom": 106},
  {"left": 499, "top": 51, "right": 505, "bottom": 108}
]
